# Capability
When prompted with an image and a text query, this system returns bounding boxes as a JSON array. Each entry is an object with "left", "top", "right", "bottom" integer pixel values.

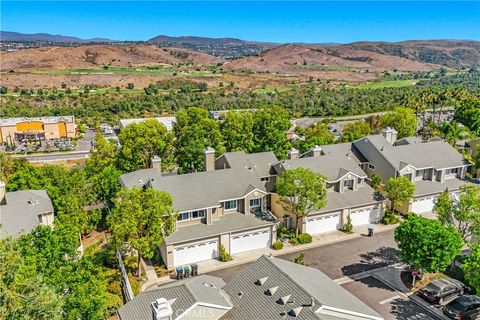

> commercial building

[{"left": 0, "top": 116, "right": 75, "bottom": 144}]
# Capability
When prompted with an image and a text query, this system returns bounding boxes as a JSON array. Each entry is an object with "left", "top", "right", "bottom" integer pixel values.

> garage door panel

[
  {"left": 173, "top": 239, "right": 218, "bottom": 267},
  {"left": 412, "top": 197, "right": 436, "bottom": 214},
  {"left": 231, "top": 229, "right": 271, "bottom": 255},
  {"left": 350, "top": 206, "right": 381, "bottom": 226},
  {"left": 306, "top": 213, "right": 340, "bottom": 235}
]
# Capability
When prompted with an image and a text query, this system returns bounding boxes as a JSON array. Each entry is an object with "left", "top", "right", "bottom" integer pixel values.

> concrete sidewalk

[{"left": 141, "top": 223, "right": 398, "bottom": 291}]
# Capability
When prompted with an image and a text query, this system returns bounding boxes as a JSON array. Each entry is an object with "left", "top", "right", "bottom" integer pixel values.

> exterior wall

[
  {"left": 270, "top": 193, "right": 288, "bottom": 218},
  {"left": 16, "top": 121, "right": 44, "bottom": 132},
  {"left": 243, "top": 190, "right": 266, "bottom": 214},
  {"left": 44, "top": 123, "right": 61, "bottom": 140},
  {"left": 214, "top": 155, "right": 230, "bottom": 170},
  {"left": 220, "top": 233, "right": 230, "bottom": 253},
  {"left": 0, "top": 125, "right": 16, "bottom": 144},
  {"left": 338, "top": 173, "right": 359, "bottom": 193},
  {"left": 400, "top": 166, "right": 416, "bottom": 183},
  {"left": 65, "top": 122, "right": 76, "bottom": 138},
  {"left": 40, "top": 211, "right": 55, "bottom": 226},
  {"left": 263, "top": 176, "right": 276, "bottom": 193},
  {"left": 354, "top": 140, "right": 397, "bottom": 182},
  {"left": 160, "top": 242, "right": 174, "bottom": 269},
  {"left": 176, "top": 217, "right": 204, "bottom": 227}
]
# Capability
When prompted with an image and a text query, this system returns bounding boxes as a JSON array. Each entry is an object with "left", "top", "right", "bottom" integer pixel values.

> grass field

[
  {"left": 297, "top": 64, "right": 364, "bottom": 72},
  {"left": 26, "top": 65, "right": 222, "bottom": 78},
  {"left": 351, "top": 79, "right": 419, "bottom": 89}
]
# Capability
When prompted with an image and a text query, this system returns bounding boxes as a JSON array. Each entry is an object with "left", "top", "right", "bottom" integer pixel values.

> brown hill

[{"left": 0, "top": 44, "right": 222, "bottom": 71}]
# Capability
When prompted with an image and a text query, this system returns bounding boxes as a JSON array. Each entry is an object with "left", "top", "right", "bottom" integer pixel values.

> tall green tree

[
  {"left": 220, "top": 110, "right": 255, "bottom": 152},
  {"left": 384, "top": 176, "right": 415, "bottom": 211},
  {"left": 174, "top": 107, "right": 224, "bottom": 173},
  {"left": 380, "top": 107, "right": 418, "bottom": 138},
  {"left": 341, "top": 120, "right": 372, "bottom": 142},
  {"left": 85, "top": 130, "right": 117, "bottom": 177},
  {"left": 455, "top": 98, "right": 480, "bottom": 135},
  {"left": 394, "top": 216, "right": 464, "bottom": 272},
  {"left": 299, "top": 122, "right": 335, "bottom": 153},
  {"left": 275, "top": 168, "right": 327, "bottom": 236},
  {"left": 90, "top": 166, "right": 122, "bottom": 209},
  {"left": 462, "top": 243, "right": 480, "bottom": 293},
  {"left": 118, "top": 119, "right": 174, "bottom": 172},
  {"left": 440, "top": 121, "right": 471, "bottom": 146},
  {"left": 434, "top": 185, "right": 480, "bottom": 242},
  {"left": 252, "top": 106, "right": 291, "bottom": 158},
  {"left": 107, "top": 188, "right": 177, "bottom": 277}
]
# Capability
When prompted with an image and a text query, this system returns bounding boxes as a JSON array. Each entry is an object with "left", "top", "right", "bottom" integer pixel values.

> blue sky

[{"left": 2, "top": 1, "right": 479, "bottom": 43}]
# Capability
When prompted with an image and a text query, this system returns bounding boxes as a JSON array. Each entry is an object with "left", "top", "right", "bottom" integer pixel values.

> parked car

[
  {"left": 443, "top": 295, "right": 480, "bottom": 320},
  {"left": 419, "top": 278, "right": 466, "bottom": 304}
]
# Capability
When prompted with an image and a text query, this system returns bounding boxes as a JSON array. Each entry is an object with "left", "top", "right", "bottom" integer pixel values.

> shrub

[
  {"left": 371, "top": 174, "right": 382, "bottom": 191},
  {"left": 297, "top": 233, "right": 312, "bottom": 244},
  {"left": 273, "top": 241, "right": 284, "bottom": 250},
  {"left": 403, "top": 211, "right": 416, "bottom": 219},
  {"left": 277, "top": 226, "right": 295, "bottom": 239},
  {"left": 342, "top": 214, "right": 353, "bottom": 234},
  {"left": 219, "top": 244, "right": 232, "bottom": 262},
  {"left": 381, "top": 209, "right": 400, "bottom": 225},
  {"left": 293, "top": 253, "right": 305, "bottom": 265}
]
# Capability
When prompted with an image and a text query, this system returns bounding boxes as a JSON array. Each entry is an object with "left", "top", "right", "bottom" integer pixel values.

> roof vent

[
  {"left": 138, "top": 178, "right": 143, "bottom": 184},
  {"left": 278, "top": 295, "right": 292, "bottom": 305},
  {"left": 238, "top": 291, "right": 243, "bottom": 298},
  {"left": 289, "top": 307, "right": 303, "bottom": 318},
  {"left": 151, "top": 297, "right": 173, "bottom": 320},
  {"left": 27, "top": 199, "right": 39, "bottom": 206},
  {"left": 310, "top": 297, "right": 315, "bottom": 308},
  {"left": 265, "top": 286, "right": 278, "bottom": 296},
  {"left": 255, "top": 277, "right": 269, "bottom": 286}
]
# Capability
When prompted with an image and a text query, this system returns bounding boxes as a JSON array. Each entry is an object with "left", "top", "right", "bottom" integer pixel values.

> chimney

[
  {"left": 287, "top": 148, "right": 300, "bottom": 160},
  {"left": 309, "top": 145, "right": 322, "bottom": 157},
  {"left": 382, "top": 127, "right": 398, "bottom": 145},
  {"left": 151, "top": 156, "right": 162, "bottom": 173},
  {"left": 204, "top": 147, "right": 215, "bottom": 172},
  {"left": 151, "top": 298, "right": 173, "bottom": 320},
  {"left": 0, "top": 181, "right": 5, "bottom": 205}
]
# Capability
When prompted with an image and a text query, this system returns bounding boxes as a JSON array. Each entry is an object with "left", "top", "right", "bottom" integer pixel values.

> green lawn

[{"left": 351, "top": 79, "right": 420, "bottom": 89}]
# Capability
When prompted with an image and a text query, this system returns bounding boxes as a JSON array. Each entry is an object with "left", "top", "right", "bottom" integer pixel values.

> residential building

[
  {"left": 117, "top": 254, "right": 383, "bottom": 320},
  {"left": 353, "top": 128, "right": 472, "bottom": 214},
  {"left": 118, "top": 116, "right": 176, "bottom": 131},
  {"left": 0, "top": 116, "right": 75, "bottom": 145},
  {"left": 0, "top": 181, "right": 54, "bottom": 238},
  {"left": 272, "top": 143, "right": 384, "bottom": 235},
  {"left": 120, "top": 149, "right": 279, "bottom": 269}
]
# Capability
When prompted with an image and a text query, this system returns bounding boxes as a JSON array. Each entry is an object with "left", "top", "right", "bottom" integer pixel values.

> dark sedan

[
  {"left": 419, "top": 278, "right": 465, "bottom": 304},
  {"left": 443, "top": 295, "right": 480, "bottom": 320}
]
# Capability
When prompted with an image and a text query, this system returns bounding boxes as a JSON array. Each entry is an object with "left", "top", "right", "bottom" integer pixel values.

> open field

[{"left": 350, "top": 79, "right": 420, "bottom": 89}]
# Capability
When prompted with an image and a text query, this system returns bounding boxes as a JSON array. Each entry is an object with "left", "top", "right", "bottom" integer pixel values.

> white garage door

[
  {"left": 231, "top": 228, "right": 271, "bottom": 255},
  {"left": 305, "top": 213, "right": 340, "bottom": 235},
  {"left": 350, "top": 206, "right": 378, "bottom": 226},
  {"left": 412, "top": 196, "right": 436, "bottom": 214},
  {"left": 173, "top": 239, "right": 218, "bottom": 267}
]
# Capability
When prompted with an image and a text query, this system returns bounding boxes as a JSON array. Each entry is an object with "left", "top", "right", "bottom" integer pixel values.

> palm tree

[{"left": 441, "top": 121, "right": 471, "bottom": 146}]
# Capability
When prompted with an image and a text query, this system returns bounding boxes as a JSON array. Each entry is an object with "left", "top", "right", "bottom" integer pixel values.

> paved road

[
  {"left": 208, "top": 229, "right": 398, "bottom": 281},
  {"left": 12, "top": 150, "right": 90, "bottom": 162}
]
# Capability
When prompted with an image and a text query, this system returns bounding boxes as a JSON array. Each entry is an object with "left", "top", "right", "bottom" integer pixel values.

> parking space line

[{"left": 379, "top": 295, "right": 401, "bottom": 305}]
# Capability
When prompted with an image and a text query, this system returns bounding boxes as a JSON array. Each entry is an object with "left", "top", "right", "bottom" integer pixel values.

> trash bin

[
  {"left": 368, "top": 227, "right": 374, "bottom": 237},
  {"left": 175, "top": 267, "right": 184, "bottom": 280},
  {"left": 191, "top": 264, "right": 198, "bottom": 276},
  {"left": 183, "top": 266, "right": 190, "bottom": 278}
]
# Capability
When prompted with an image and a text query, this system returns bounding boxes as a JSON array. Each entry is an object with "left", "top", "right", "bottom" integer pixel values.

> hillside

[
  {"left": 0, "top": 44, "right": 222, "bottom": 71},
  {"left": 0, "top": 31, "right": 115, "bottom": 43}
]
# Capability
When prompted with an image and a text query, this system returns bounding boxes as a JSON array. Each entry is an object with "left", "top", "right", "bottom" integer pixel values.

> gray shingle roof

[
  {"left": 279, "top": 154, "right": 367, "bottom": 182},
  {"left": 0, "top": 190, "right": 54, "bottom": 239},
  {"left": 354, "top": 135, "right": 469, "bottom": 171},
  {"left": 118, "top": 275, "right": 231, "bottom": 320},
  {"left": 319, "top": 185, "right": 383, "bottom": 213},
  {"left": 414, "top": 178, "right": 476, "bottom": 197},
  {"left": 120, "top": 166, "right": 265, "bottom": 213},
  {"left": 166, "top": 211, "right": 275, "bottom": 245},
  {"left": 222, "top": 255, "right": 382, "bottom": 320},
  {"left": 222, "top": 151, "right": 279, "bottom": 178}
]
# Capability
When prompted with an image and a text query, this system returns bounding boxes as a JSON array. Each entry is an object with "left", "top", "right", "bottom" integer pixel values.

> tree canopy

[
  {"left": 394, "top": 216, "right": 464, "bottom": 272},
  {"left": 462, "top": 243, "right": 480, "bottom": 293},
  {"left": 384, "top": 176, "right": 415, "bottom": 211},
  {"left": 107, "top": 187, "right": 177, "bottom": 276},
  {"left": 275, "top": 168, "right": 327, "bottom": 236},
  {"left": 341, "top": 120, "right": 372, "bottom": 142},
  {"left": 298, "top": 122, "right": 335, "bottom": 153},
  {"left": 380, "top": 107, "right": 418, "bottom": 138},
  {"left": 174, "top": 107, "right": 224, "bottom": 173},
  {"left": 220, "top": 110, "right": 255, "bottom": 152}
]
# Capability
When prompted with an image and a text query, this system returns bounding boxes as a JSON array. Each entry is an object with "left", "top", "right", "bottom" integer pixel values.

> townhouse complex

[
  {"left": 0, "top": 116, "right": 76, "bottom": 144},
  {"left": 120, "top": 128, "right": 472, "bottom": 270},
  {"left": 118, "top": 254, "right": 383, "bottom": 320}
]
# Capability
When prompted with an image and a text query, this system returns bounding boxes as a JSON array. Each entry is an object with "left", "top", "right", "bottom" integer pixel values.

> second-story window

[
  {"left": 250, "top": 198, "right": 261, "bottom": 209},
  {"left": 177, "top": 212, "right": 190, "bottom": 221},
  {"left": 224, "top": 200, "right": 237, "bottom": 211},
  {"left": 191, "top": 209, "right": 206, "bottom": 219}
]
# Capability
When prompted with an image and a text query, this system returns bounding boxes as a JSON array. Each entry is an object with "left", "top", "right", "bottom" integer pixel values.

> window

[
  {"left": 224, "top": 200, "right": 237, "bottom": 211},
  {"left": 250, "top": 198, "right": 261, "bottom": 208},
  {"left": 447, "top": 168, "right": 461, "bottom": 175},
  {"left": 416, "top": 170, "right": 424, "bottom": 177},
  {"left": 261, "top": 177, "right": 270, "bottom": 182},
  {"left": 368, "top": 164, "right": 376, "bottom": 170},
  {"left": 177, "top": 212, "right": 190, "bottom": 221},
  {"left": 344, "top": 179, "right": 354, "bottom": 189},
  {"left": 191, "top": 209, "right": 206, "bottom": 219}
]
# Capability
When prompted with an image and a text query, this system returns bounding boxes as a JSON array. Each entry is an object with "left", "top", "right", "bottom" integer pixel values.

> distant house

[
  {"left": 117, "top": 255, "right": 383, "bottom": 320},
  {"left": 118, "top": 117, "right": 176, "bottom": 131},
  {"left": 0, "top": 181, "right": 54, "bottom": 239},
  {"left": 353, "top": 128, "right": 473, "bottom": 214}
]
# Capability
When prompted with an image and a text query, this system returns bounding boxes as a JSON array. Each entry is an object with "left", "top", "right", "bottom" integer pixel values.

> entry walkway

[{"left": 141, "top": 223, "right": 398, "bottom": 291}]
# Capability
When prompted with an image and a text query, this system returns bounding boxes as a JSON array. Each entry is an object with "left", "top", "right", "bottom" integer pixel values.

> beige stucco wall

[
  {"left": 0, "top": 125, "right": 16, "bottom": 144},
  {"left": 220, "top": 233, "right": 230, "bottom": 253},
  {"left": 43, "top": 123, "right": 61, "bottom": 140},
  {"left": 270, "top": 193, "right": 288, "bottom": 218},
  {"left": 243, "top": 190, "right": 266, "bottom": 214},
  {"left": 65, "top": 122, "right": 76, "bottom": 138}
]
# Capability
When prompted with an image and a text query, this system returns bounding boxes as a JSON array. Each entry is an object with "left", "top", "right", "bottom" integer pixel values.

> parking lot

[{"left": 342, "top": 275, "right": 447, "bottom": 320}]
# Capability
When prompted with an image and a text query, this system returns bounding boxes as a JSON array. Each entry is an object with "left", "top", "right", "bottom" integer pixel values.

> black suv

[
  {"left": 443, "top": 295, "right": 480, "bottom": 320},
  {"left": 419, "top": 278, "right": 465, "bottom": 304}
]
